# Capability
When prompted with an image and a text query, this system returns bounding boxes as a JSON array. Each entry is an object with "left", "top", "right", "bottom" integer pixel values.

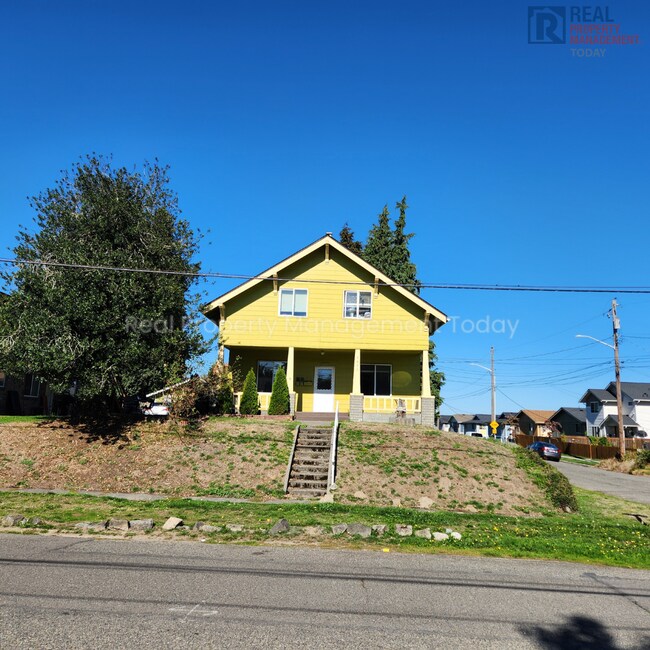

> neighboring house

[
  {"left": 549, "top": 407, "right": 587, "bottom": 436},
  {"left": 438, "top": 414, "right": 452, "bottom": 431},
  {"left": 0, "top": 371, "right": 52, "bottom": 415},
  {"left": 513, "top": 410, "right": 555, "bottom": 437},
  {"left": 202, "top": 233, "right": 447, "bottom": 424},
  {"left": 448, "top": 413, "right": 490, "bottom": 436},
  {"left": 496, "top": 411, "right": 517, "bottom": 440},
  {"left": 580, "top": 382, "right": 650, "bottom": 438}
]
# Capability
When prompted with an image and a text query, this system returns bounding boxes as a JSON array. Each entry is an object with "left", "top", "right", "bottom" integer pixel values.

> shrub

[
  {"left": 168, "top": 363, "right": 235, "bottom": 420},
  {"left": 634, "top": 449, "right": 650, "bottom": 470},
  {"left": 588, "top": 435, "right": 611, "bottom": 447},
  {"left": 515, "top": 447, "right": 578, "bottom": 512},
  {"left": 267, "top": 367, "right": 290, "bottom": 415},
  {"left": 239, "top": 369, "right": 259, "bottom": 415}
]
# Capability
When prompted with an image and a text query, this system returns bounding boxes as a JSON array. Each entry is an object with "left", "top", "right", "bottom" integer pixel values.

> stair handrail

[
  {"left": 328, "top": 401, "right": 339, "bottom": 492},
  {"left": 283, "top": 424, "right": 301, "bottom": 494}
]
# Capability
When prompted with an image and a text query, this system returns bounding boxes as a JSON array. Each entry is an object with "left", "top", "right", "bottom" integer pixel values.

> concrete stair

[{"left": 286, "top": 426, "right": 332, "bottom": 498}]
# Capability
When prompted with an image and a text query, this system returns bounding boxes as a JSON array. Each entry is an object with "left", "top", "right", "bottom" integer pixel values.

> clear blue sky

[{"left": 1, "top": 0, "right": 649, "bottom": 414}]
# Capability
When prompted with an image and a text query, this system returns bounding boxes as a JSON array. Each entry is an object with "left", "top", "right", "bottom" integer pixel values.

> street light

[
  {"left": 469, "top": 346, "right": 497, "bottom": 439},
  {"left": 576, "top": 311, "right": 626, "bottom": 457}
]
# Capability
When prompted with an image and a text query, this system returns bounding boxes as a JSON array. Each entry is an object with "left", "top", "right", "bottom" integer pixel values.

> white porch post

[
  {"left": 421, "top": 349, "right": 431, "bottom": 397},
  {"left": 287, "top": 346, "right": 296, "bottom": 415},
  {"left": 352, "top": 348, "right": 361, "bottom": 394}
]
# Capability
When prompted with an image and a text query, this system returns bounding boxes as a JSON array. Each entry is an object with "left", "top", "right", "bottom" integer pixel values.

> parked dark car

[{"left": 527, "top": 441, "right": 561, "bottom": 462}]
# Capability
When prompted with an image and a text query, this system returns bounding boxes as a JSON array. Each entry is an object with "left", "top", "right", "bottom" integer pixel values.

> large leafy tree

[{"left": 0, "top": 156, "right": 208, "bottom": 408}]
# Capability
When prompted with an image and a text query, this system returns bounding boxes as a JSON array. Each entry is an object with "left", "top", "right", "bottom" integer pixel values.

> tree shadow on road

[{"left": 521, "top": 615, "right": 648, "bottom": 650}]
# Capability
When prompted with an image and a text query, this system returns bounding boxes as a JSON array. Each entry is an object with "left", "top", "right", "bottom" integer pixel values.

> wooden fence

[{"left": 513, "top": 434, "right": 647, "bottom": 460}]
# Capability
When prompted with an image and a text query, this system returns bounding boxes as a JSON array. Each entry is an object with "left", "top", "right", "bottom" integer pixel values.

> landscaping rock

[
  {"left": 432, "top": 532, "right": 449, "bottom": 541},
  {"left": 162, "top": 517, "right": 183, "bottom": 531},
  {"left": 418, "top": 497, "right": 434, "bottom": 509},
  {"left": 269, "top": 518, "right": 290, "bottom": 535},
  {"left": 331, "top": 523, "right": 348, "bottom": 536},
  {"left": 372, "top": 524, "right": 387, "bottom": 537},
  {"left": 395, "top": 524, "right": 412, "bottom": 537},
  {"left": 225, "top": 524, "right": 244, "bottom": 533},
  {"left": 391, "top": 498, "right": 402, "bottom": 508},
  {"left": 194, "top": 523, "right": 219, "bottom": 533},
  {"left": 353, "top": 491, "right": 368, "bottom": 500},
  {"left": 108, "top": 519, "right": 129, "bottom": 532},
  {"left": 303, "top": 526, "right": 323, "bottom": 537},
  {"left": 445, "top": 528, "right": 453, "bottom": 534},
  {"left": 27, "top": 517, "right": 43, "bottom": 526},
  {"left": 415, "top": 528, "right": 431, "bottom": 540},
  {"left": 346, "top": 523, "right": 372, "bottom": 538},
  {"left": 450, "top": 532, "right": 462, "bottom": 540},
  {"left": 319, "top": 493, "right": 334, "bottom": 504},
  {"left": 129, "top": 519, "right": 154, "bottom": 531},
  {"left": 75, "top": 521, "right": 107, "bottom": 532},
  {"left": 1, "top": 514, "right": 26, "bottom": 527}
]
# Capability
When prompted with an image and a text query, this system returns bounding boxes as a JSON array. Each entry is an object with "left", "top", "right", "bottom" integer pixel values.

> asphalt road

[
  {"left": 554, "top": 461, "right": 650, "bottom": 505},
  {"left": 0, "top": 534, "right": 648, "bottom": 649}
]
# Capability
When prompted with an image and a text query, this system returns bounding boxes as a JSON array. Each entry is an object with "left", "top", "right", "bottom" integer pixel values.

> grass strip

[{"left": 0, "top": 489, "right": 647, "bottom": 570}]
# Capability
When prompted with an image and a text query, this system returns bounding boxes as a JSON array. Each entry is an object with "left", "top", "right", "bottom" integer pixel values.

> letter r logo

[{"left": 528, "top": 6, "right": 566, "bottom": 44}]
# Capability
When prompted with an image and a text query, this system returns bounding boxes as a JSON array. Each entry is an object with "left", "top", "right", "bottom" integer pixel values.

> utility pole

[
  {"left": 490, "top": 346, "right": 496, "bottom": 428},
  {"left": 611, "top": 299, "right": 626, "bottom": 457}
]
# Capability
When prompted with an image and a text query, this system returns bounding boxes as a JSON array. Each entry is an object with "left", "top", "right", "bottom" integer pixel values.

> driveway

[{"left": 554, "top": 460, "right": 650, "bottom": 505}]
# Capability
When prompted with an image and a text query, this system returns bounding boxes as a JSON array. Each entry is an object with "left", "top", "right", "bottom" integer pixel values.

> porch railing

[
  {"left": 363, "top": 396, "right": 421, "bottom": 414},
  {"left": 234, "top": 391, "right": 271, "bottom": 414}
]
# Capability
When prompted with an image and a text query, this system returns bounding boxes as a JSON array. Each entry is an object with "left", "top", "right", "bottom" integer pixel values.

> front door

[{"left": 313, "top": 367, "right": 335, "bottom": 412}]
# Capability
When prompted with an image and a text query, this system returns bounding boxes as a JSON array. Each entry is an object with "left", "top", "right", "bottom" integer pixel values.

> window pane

[
  {"left": 359, "top": 292, "right": 371, "bottom": 306},
  {"left": 375, "top": 367, "right": 391, "bottom": 395},
  {"left": 316, "top": 368, "right": 332, "bottom": 390},
  {"left": 279, "top": 290, "right": 293, "bottom": 315},
  {"left": 345, "top": 291, "right": 358, "bottom": 305},
  {"left": 360, "top": 367, "right": 374, "bottom": 395},
  {"left": 294, "top": 290, "right": 307, "bottom": 317}
]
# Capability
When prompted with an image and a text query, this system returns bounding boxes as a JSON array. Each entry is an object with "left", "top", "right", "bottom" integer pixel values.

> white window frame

[
  {"left": 360, "top": 364, "right": 392, "bottom": 396},
  {"left": 589, "top": 401, "right": 599, "bottom": 413},
  {"left": 24, "top": 373, "right": 41, "bottom": 398},
  {"left": 278, "top": 288, "right": 308, "bottom": 317},
  {"left": 343, "top": 290, "right": 372, "bottom": 319}
]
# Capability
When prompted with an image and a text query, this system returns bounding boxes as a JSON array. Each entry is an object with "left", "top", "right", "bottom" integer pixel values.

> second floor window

[
  {"left": 344, "top": 290, "right": 372, "bottom": 319},
  {"left": 279, "top": 288, "right": 308, "bottom": 317},
  {"left": 589, "top": 401, "right": 599, "bottom": 413}
]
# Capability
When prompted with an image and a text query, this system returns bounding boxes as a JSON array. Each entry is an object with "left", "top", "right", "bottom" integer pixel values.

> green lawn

[
  {"left": 1, "top": 487, "right": 647, "bottom": 569},
  {"left": 0, "top": 415, "right": 56, "bottom": 424}
]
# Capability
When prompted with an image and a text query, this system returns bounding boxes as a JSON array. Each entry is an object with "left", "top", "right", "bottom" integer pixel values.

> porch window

[
  {"left": 279, "top": 289, "right": 308, "bottom": 317},
  {"left": 344, "top": 291, "right": 372, "bottom": 319},
  {"left": 256, "top": 361, "right": 287, "bottom": 393},
  {"left": 24, "top": 373, "right": 41, "bottom": 398},
  {"left": 589, "top": 402, "right": 599, "bottom": 413},
  {"left": 360, "top": 364, "right": 391, "bottom": 396},
  {"left": 0, "top": 371, "right": 5, "bottom": 389}
]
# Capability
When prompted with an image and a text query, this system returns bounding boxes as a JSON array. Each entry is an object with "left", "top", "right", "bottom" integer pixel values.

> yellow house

[{"left": 202, "top": 233, "right": 447, "bottom": 425}]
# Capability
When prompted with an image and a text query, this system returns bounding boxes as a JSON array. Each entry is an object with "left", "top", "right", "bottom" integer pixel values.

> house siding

[{"left": 221, "top": 249, "right": 429, "bottom": 352}]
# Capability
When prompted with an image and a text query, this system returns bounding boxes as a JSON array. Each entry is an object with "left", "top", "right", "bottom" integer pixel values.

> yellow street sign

[{"left": 490, "top": 421, "right": 499, "bottom": 430}]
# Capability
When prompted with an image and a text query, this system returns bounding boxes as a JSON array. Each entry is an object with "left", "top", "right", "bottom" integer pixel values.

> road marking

[{"left": 169, "top": 603, "right": 220, "bottom": 618}]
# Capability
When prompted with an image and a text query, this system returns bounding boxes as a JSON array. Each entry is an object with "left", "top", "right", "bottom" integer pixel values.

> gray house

[{"left": 549, "top": 407, "right": 587, "bottom": 436}]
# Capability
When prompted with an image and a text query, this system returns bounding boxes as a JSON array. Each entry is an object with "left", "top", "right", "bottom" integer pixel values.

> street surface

[
  {"left": 0, "top": 534, "right": 648, "bottom": 649},
  {"left": 555, "top": 461, "right": 650, "bottom": 505}
]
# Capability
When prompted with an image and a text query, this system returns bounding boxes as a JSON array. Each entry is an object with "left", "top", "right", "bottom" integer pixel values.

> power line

[{"left": 3, "top": 257, "right": 650, "bottom": 293}]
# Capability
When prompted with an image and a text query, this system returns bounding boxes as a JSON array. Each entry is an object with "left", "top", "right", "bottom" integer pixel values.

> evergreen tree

[
  {"left": 239, "top": 369, "right": 259, "bottom": 415},
  {"left": 429, "top": 341, "right": 445, "bottom": 419},
  {"left": 267, "top": 367, "right": 290, "bottom": 415},
  {"left": 391, "top": 196, "right": 420, "bottom": 295},
  {"left": 363, "top": 205, "right": 393, "bottom": 274},
  {"left": 338, "top": 223, "right": 363, "bottom": 255}
]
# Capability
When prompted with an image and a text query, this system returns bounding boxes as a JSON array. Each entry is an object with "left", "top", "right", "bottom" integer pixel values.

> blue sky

[{"left": 1, "top": 0, "right": 649, "bottom": 414}]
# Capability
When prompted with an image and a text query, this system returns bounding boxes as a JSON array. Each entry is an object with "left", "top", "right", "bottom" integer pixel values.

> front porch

[{"left": 229, "top": 346, "right": 436, "bottom": 426}]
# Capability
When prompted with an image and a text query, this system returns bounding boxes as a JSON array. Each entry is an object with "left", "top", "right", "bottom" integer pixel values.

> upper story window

[
  {"left": 344, "top": 290, "right": 372, "bottom": 319},
  {"left": 279, "top": 288, "right": 308, "bottom": 317},
  {"left": 589, "top": 401, "right": 599, "bottom": 413},
  {"left": 24, "top": 373, "right": 41, "bottom": 398}
]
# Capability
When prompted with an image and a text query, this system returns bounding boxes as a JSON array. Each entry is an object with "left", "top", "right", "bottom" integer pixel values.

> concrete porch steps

[{"left": 286, "top": 425, "right": 333, "bottom": 498}]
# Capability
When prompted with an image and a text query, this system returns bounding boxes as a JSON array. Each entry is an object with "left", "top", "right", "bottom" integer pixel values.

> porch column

[
  {"left": 350, "top": 348, "right": 363, "bottom": 422},
  {"left": 352, "top": 348, "right": 361, "bottom": 394},
  {"left": 287, "top": 346, "right": 296, "bottom": 415},
  {"left": 421, "top": 349, "right": 435, "bottom": 426},
  {"left": 421, "top": 350, "right": 431, "bottom": 397}
]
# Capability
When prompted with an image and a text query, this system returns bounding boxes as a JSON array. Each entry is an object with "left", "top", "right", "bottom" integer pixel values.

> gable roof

[
  {"left": 579, "top": 388, "right": 616, "bottom": 403},
  {"left": 438, "top": 415, "right": 452, "bottom": 424},
  {"left": 550, "top": 407, "right": 586, "bottom": 423},
  {"left": 202, "top": 234, "right": 447, "bottom": 325},
  {"left": 516, "top": 409, "right": 555, "bottom": 424},
  {"left": 606, "top": 382, "right": 650, "bottom": 401},
  {"left": 601, "top": 414, "right": 640, "bottom": 428},
  {"left": 472, "top": 413, "right": 492, "bottom": 424},
  {"left": 449, "top": 414, "right": 476, "bottom": 424}
]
